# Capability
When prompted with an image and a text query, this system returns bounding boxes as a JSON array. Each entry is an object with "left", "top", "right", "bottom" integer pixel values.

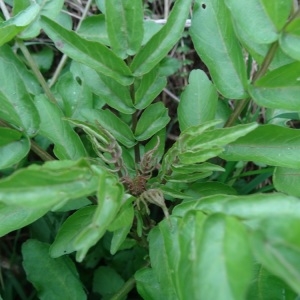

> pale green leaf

[{"left": 274, "top": 167, "right": 300, "bottom": 197}]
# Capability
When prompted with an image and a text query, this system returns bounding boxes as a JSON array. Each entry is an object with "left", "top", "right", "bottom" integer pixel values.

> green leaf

[
  {"left": 249, "top": 62, "right": 300, "bottom": 111},
  {"left": 273, "top": 167, "right": 300, "bottom": 197},
  {"left": 247, "top": 264, "right": 297, "bottom": 300},
  {"left": 35, "top": 94, "right": 87, "bottom": 160},
  {"left": 55, "top": 72, "right": 93, "bottom": 119},
  {"left": 0, "top": 3, "right": 39, "bottom": 46},
  {"left": 251, "top": 216, "right": 300, "bottom": 294},
  {"left": 135, "top": 268, "right": 164, "bottom": 300},
  {"left": 50, "top": 206, "right": 96, "bottom": 257},
  {"left": 80, "top": 108, "right": 136, "bottom": 148},
  {"left": 0, "top": 203, "right": 51, "bottom": 237},
  {"left": 130, "top": 0, "right": 193, "bottom": 76},
  {"left": 93, "top": 266, "right": 124, "bottom": 297},
  {"left": 0, "top": 128, "right": 30, "bottom": 169},
  {"left": 178, "top": 70, "right": 218, "bottom": 131},
  {"left": 31, "top": 46, "right": 54, "bottom": 72},
  {"left": 280, "top": 17, "right": 300, "bottom": 61},
  {"left": 105, "top": 0, "right": 143, "bottom": 58},
  {"left": 77, "top": 15, "right": 110, "bottom": 45},
  {"left": 190, "top": 0, "right": 248, "bottom": 99},
  {"left": 41, "top": 16, "right": 133, "bottom": 86},
  {"left": 221, "top": 125, "right": 300, "bottom": 169},
  {"left": 225, "top": 0, "right": 292, "bottom": 44},
  {"left": 173, "top": 193, "right": 300, "bottom": 220},
  {"left": 134, "top": 66, "right": 167, "bottom": 109},
  {"left": 70, "top": 62, "right": 134, "bottom": 113},
  {"left": 0, "top": 159, "right": 98, "bottom": 209},
  {"left": 178, "top": 122, "right": 258, "bottom": 164},
  {"left": 0, "top": 45, "right": 40, "bottom": 136},
  {"left": 22, "top": 240, "right": 86, "bottom": 300},
  {"left": 135, "top": 102, "right": 170, "bottom": 141},
  {"left": 20, "top": 0, "right": 64, "bottom": 39},
  {"left": 74, "top": 172, "right": 124, "bottom": 262},
  {"left": 177, "top": 212, "right": 252, "bottom": 300}
]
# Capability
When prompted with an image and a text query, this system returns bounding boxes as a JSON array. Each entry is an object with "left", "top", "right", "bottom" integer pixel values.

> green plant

[{"left": 1, "top": 0, "right": 300, "bottom": 299}]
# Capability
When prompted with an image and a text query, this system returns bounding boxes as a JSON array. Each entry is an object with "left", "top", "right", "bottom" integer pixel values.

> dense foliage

[{"left": 1, "top": 0, "right": 300, "bottom": 299}]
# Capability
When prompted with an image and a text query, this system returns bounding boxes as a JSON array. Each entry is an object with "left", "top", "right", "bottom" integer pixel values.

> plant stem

[
  {"left": 109, "top": 277, "right": 136, "bottom": 300},
  {"left": 0, "top": 0, "right": 10, "bottom": 20},
  {"left": 16, "top": 38, "right": 58, "bottom": 105},
  {"left": 49, "top": 0, "right": 94, "bottom": 87},
  {"left": 225, "top": 41, "right": 279, "bottom": 127}
]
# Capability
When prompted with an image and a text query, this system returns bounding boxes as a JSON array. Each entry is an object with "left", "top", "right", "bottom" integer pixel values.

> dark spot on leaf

[
  {"left": 201, "top": 3, "right": 206, "bottom": 9},
  {"left": 55, "top": 40, "right": 64, "bottom": 48},
  {"left": 75, "top": 76, "right": 82, "bottom": 85}
]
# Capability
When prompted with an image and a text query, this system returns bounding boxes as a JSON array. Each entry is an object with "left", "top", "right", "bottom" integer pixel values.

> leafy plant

[{"left": 1, "top": 0, "right": 300, "bottom": 299}]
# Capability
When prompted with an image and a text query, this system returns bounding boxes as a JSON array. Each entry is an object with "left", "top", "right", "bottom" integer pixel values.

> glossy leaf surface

[
  {"left": 178, "top": 70, "right": 218, "bottom": 131},
  {"left": 190, "top": 0, "right": 248, "bottom": 99},
  {"left": 22, "top": 240, "right": 86, "bottom": 299},
  {"left": 105, "top": 0, "right": 143, "bottom": 58},
  {"left": 249, "top": 62, "right": 300, "bottom": 110},
  {"left": 41, "top": 16, "right": 133, "bottom": 86},
  {"left": 130, "top": 0, "right": 193, "bottom": 76},
  {"left": 221, "top": 125, "right": 300, "bottom": 169}
]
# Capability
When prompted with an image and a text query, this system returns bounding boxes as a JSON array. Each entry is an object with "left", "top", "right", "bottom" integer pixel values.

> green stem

[
  {"left": 16, "top": 38, "right": 58, "bottom": 105},
  {"left": 225, "top": 41, "right": 279, "bottom": 127},
  {"left": 109, "top": 277, "right": 136, "bottom": 300}
]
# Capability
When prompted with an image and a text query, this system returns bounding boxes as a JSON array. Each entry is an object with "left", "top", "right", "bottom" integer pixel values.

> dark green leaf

[
  {"left": 93, "top": 266, "right": 124, "bottom": 297},
  {"left": 70, "top": 62, "right": 134, "bottom": 113},
  {"left": 178, "top": 70, "right": 218, "bottom": 131},
  {"left": 130, "top": 0, "right": 193, "bottom": 76},
  {"left": 105, "top": 0, "right": 143, "bottom": 58},
  {"left": 249, "top": 62, "right": 300, "bottom": 110},
  {"left": 135, "top": 66, "right": 167, "bottom": 109},
  {"left": 274, "top": 167, "right": 300, "bottom": 197},
  {"left": 135, "top": 102, "right": 170, "bottom": 141},
  {"left": 0, "top": 159, "right": 98, "bottom": 209},
  {"left": 41, "top": 16, "right": 133, "bottom": 86},
  {"left": 0, "top": 128, "right": 30, "bottom": 169},
  {"left": 225, "top": 0, "right": 292, "bottom": 44},
  {"left": 221, "top": 125, "right": 300, "bottom": 169},
  {"left": 0, "top": 3, "right": 39, "bottom": 46},
  {"left": 22, "top": 240, "right": 86, "bottom": 300},
  {"left": 35, "top": 94, "right": 87, "bottom": 159},
  {"left": 190, "top": 0, "right": 248, "bottom": 99}
]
